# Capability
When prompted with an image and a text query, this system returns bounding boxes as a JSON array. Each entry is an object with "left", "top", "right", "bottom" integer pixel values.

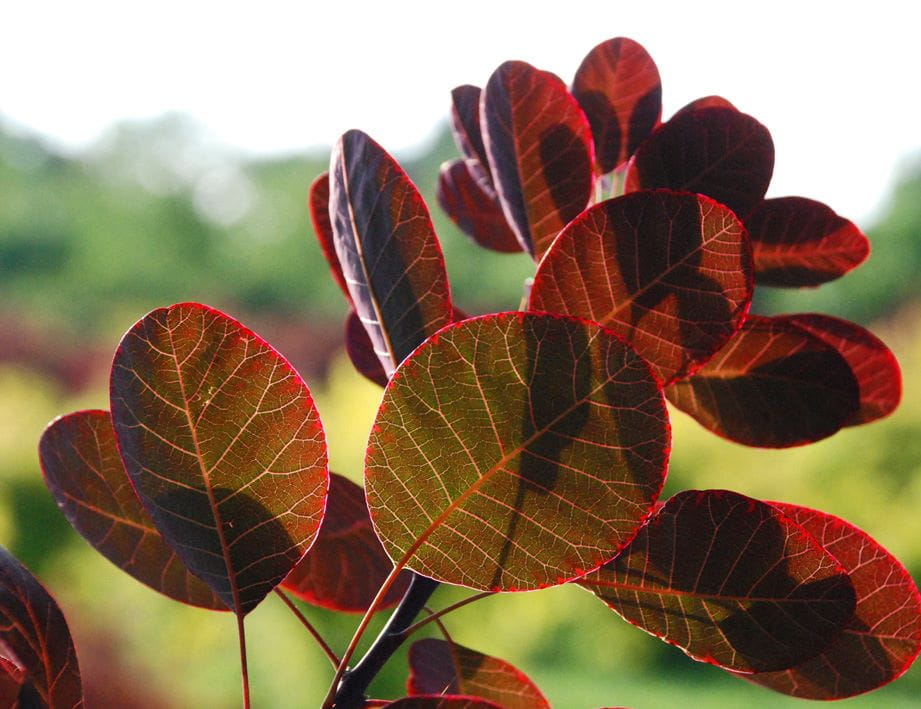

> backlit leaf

[
  {"left": 745, "top": 197, "right": 870, "bottom": 287},
  {"left": 673, "top": 96, "right": 737, "bottom": 118},
  {"left": 482, "top": 60, "right": 594, "bottom": 259},
  {"left": 109, "top": 303, "right": 329, "bottom": 615},
  {"left": 665, "top": 315, "right": 860, "bottom": 447},
  {"left": 309, "top": 171, "right": 351, "bottom": 300},
  {"left": 572, "top": 37, "right": 662, "bottom": 173},
  {"left": 346, "top": 310, "right": 390, "bottom": 388},
  {"left": 330, "top": 130, "right": 453, "bottom": 375},
  {"left": 0, "top": 546, "right": 83, "bottom": 708},
  {"left": 529, "top": 190, "right": 752, "bottom": 384},
  {"left": 736, "top": 502, "right": 921, "bottom": 698},
  {"left": 282, "top": 473, "right": 411, "bottom": 613},
  {"left": 625, "top": 107, "right": 773, "bottom": 219},
  {"left": 39, "top": 410, "right": 225, "bottom": 610},
  {"left": 450, "top": 85, "right": 491, "bottom": 179},
  {"left": 366, "top": 312, "right": 669, "bottom": 591},
  {"left": 0, "top": 657, "right": 23, "bottom": 708},
  {"left": 385, "top": 696, "right": 503, "bottom": 709},
  {"left": 408, "top": 638, "right": 550, "bottom": 709},
  {"left": 579, "top": 490, "right": 857, "bottom": 672}
]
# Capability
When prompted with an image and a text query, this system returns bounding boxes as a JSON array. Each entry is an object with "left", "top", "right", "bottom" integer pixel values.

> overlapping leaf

[
  {"left": 408, "top": 638, "right": 549, "bottom": 709},
  {"left": 572, "top": 37, "right": 662, "bottom": 173},
  {"left": 437, "top": 159, "right": 523, "bottom": 253},
  {"left": 0, "top": 656, "right": 24, "bottom": 707},
  {"left": 365, "top": 312, "right": 669, "bottom": 591},
  {"left": 109, "top": 303, "right": 329, "bottom": 615},
  {"left": 282, "top": 473, "right": 410, "bottom": 612},
  {"left": 625, "top": 107, "right": 773, "bottom": 219},
  {"left": 665, "top": 315, "right": 860, "bottom": 447},
  {"left": 482, "top": 60, "right": 594, "bottom": 259},
  {"left": 385, "top": 697, "right": 503, "bottom": 709},
  {"left": 673, "top": 96, "right": 737, "bottom": 118},
  {"left": 330, "top": 130, "right": 454, "bottom": 375},
  {"left": 735, "top": 502, "right": 921, "bottom": 699},
  {"left": 529, "top": 190, "right": 752, "bottom": 383},
  {"left": 39, "top": 410, "right": 225, "bottom": 610},
  {"left": 579, "top": 490, "right": 857, "bottom": 672},
  {"left": 0, "top": 546, "right": 83, "bottom": 708},
  {"left": 308, "top": 171, "right": 351, "bottom": 300},
  {"left": 745, "top": 197, "right": 870, "bottom": 287},
  {"left": 346, "top": 310, "right": 390, "bottom": 387},
  {"left": 450, "top": 85, "right": 491, "bottom": 179}
]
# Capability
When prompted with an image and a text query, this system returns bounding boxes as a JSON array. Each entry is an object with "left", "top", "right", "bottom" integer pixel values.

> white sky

[{"left": 2, "top": 1, "right": 919, "bottom": 224}]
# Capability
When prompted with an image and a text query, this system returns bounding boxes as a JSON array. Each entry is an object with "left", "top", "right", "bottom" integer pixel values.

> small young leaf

[
  {"left": 673, "top": 95, "right": 737, "bottom": 118},
  {"left": 408, "top": 638, "right": 550, "bottom": 709},
  {"left": 39, "top": 410, "right": 226, "bottom": 610},
  {"left": 529, "top": 189, "right": 752, "bottom": 384},
  {"left": 665, "top": 315, "right": 860, "bottom": 447},
  {"left": 110, "top": 303, "right": 329, "bottom": 615},
  {"left": 346, "top": 310, "right": 391, "bottom": 388},
  {"left": 308, "top": 171, "right": 351, "bottom": 300},
  {"left": 282, "top": 473, "right": 411, "bottom": 613},
  {"left": 330, "top": 130, "right": 454, "bottom": 375},
  {"left": 572, "top": 37, "right": 662, "bottom": 173},
  {"left": 625, "top": 107, "right": 774, "bottom": 219},
  {"left": 0, "top": 546, "right": 83, "bottom": 708},
  {"left": 366, "top": 312, "right": 669, "bottom": 591},
  {"left": 734, "top": 502, "right": 921, "bottom": 699},
  {"left": 385, "top": 697, "right": 504, "bottom": 709},
  {"left": 450, "top": 85, "right": 491, "bottom": 179},
  {"left": 579, "top": 490, "right": 857, "bottom": 672},
  {"left": 745, "top": 197, "right": 870, "bottom": 287},
  {"left": 482, "top": 60, "right": 594, "bottom": 259}
]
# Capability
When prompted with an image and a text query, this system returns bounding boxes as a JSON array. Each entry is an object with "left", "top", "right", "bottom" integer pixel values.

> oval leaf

[
  {"left": 776, "top": 313, "right": 901, "bottom": 425},
  {"left": 673, "top": 95, "right": 737, "bottom": 118},
  {"left": 366, "top": 312, "right": 669, "bottom": 591},
  {"left": 745, "top": 197, "right": 870, "bottom": 287},
  {"left": 109, "top": 303, "right": 329, "bottom": 615},
  {"left": 529, "top": 190, "right": 752, "bottom": 384},
  {"left": 385, "top": 697, "right": 503, "bottom": 709},
  {"left": 282, "top": 473, "right": 411, "bottom": 613},
  {"left": 0, "top": 546, "right": 83, "bottom": 708},
  {"left": 625, "top": 107, "right": 774, "bottom": 219},
  {"left": 330, "top": 130, "right": 454, "bottom": 375},
  {"left": 450, "top": 85, "right": 491, "bottom": 179},
  {"left": 346, "top": 310, "right": 391, "bottom": 388},
  {"left": 482, "top": 60, "right": 594, "bottom": 259},
  {"left": 437, "top": 159, "right": 523, "bottom": 253},
  {"left": 408, "top": 638, "right": 549, "bottom": 709},
  {"left": 579, "top": 490, "right": 857, "bottom": 673},
  {"left": 309, "top": 171, "right": 352, "bottom": 301},
  {"left": 39, "top": 410, "right": 226, "bottom": 610},
  {"left": 735, "top": 502, "right": 921, "bottom": 699},
  {"left": 665, "top": 315, "right": 860, "bottom": 447},
  {"left": 572, "top": 37, "right": 662, "bottom": 173}
]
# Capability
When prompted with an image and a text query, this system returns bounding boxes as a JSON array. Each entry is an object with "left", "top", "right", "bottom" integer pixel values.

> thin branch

[
  {"left": 403, "top": 591, "right": 495, "bottom": 637},
  {"left": 274, "top": 589, "right": 340, "bottom": 667},
  {"left": 423, "top": 605, "right": 455, "bottom": 645},
  {"left": 236, "top": 612, "right": 251, "bottom": 709}
]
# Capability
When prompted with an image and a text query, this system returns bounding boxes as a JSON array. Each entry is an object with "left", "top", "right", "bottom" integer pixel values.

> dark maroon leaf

[
  {"left": 437, "top": 159, "right": 523, "bottom": 253},
  {"left": 579, "top": 490, "right": 857, "bottom": 673},
  {"left": 673, "top": 96, "right": 737, "bottom": 118},
  {"left": 0, "top": 656, "right": 24, "bottom": 707},
  {"left": 0, "top": 546, "right": 83, "bottom": 708},
  {"left": 365, "top": 312, "right": 669, "bottom": 591},
  {"left": 665, "top": 315, "right": 860, "bottom": 447},
  {"left": 408, "top": 638, "right": 549, "bottom": 709},
  {"left": 775, "top": 313, "right": 901, "bottom": 425},
  {"left": 282, "top": 473, "right": 411, "bottom": 613},
  {"left": 572, "top": 37, "right": 662, "bottom": 173},
  {"left": 330, "top": 130, "right": 454, "bottom": 375},
  {"left": 745, "top": 197, "right": 870, "bottom": 287},
  {"left": 385, "top": 697, "right": 503, "bottom": 709},
  {"left": 529, "top": 190, "right": 752, "bottom": 384},
  {"left": 450, "top": 85, "right": 491, "bottom": 179},
  {"left": 309, "top": 171, "right": 352, "bottom": 301},
  {"left": 625, "top": 107, "right": 774, "bottom": 219},
  {"left": 735, "top": 502, "right": 921, "bottom": 698},
  {"left": 39, "top": 410, "right": 226, "bottom": 610},
  {"left": 109, "top": 303, "right": 329, "bottom": 615},
  {"left": 346, "top": 310, "right": 390, "bottom": 388},
  {"left": 482, "top": 60, "right": 594, "bottom": 259}
]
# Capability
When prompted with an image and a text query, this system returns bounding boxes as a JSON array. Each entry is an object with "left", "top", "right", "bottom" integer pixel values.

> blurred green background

[{"left": 1, "top": 114, "right": 920, "bottom": 708}]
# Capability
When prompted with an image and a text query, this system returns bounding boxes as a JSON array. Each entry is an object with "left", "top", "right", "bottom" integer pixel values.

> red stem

[{"left": 236, "top": 612, "right": 251, "bottom": 709}]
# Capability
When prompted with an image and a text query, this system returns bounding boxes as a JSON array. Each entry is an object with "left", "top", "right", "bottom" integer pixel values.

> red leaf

[
  {"left": 572, "top": 37, "right": 662, "bottom": 173},
  {"left": 385, "top": 696, "right": 504, "bottom": 709},
  {"left": 673, "top": 96, "right": 737, "bottom": 118},
  {"left": 0, "top": 546, "right": 83, "bottom": 707},
  {"left": 109, "top": 303, "right": 329, "bottom": 615},
  {"left": 734, "top": 502, "right": 921, "bottom": 698},
  {"left": 775, "top": 313, "right": 901, "bottom": 425},
  {"left": 365, "top": 312, "right": 669, "bottom": 591},
  {"left": 282, "top": 473, "right": 411, "bottom": 613},
  {"left": 579, "top": 490, "right": 857, "bottom": 673},
  {"left": 450, "top": 85, "right": 491, "bottom": 180},
  {"left": 437, "top": 159, "right": 523, "bottom": 253},
  {"left": 346, "top": 310, "right": 390, "bottom": 388},
  {"left": 625, "top": 107, "right": 774, "bottom": 220},
  {"left": 529, "top": 190, "right": 752, "bottom": 384},
  {"left": 309, "top": 171, "right": 352, "bottom": 301},
  {"left": 39, "top": 410, "right": 226, "bottom": 610},
  {"left": 408, "top": 638, "right": 550, "bottom": 709},
  {"left": 482, "top": 60, "right": 594, "bottom": 259},
  {"left": 330, "top": 130, "right": 454, "bottom": 375},
  {"left": 0, "top": 656, "right": 24, "bottom": 708},
  {"left": 745, "top": 197, "right": 870, "bottom": 287},
  {"left": 665, "top": 315, "right": 860, "bottom": 447}
]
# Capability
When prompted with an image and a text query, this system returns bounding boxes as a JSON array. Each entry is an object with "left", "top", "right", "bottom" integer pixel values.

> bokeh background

[{"left": 2, "top": 2, "right": 920, "bottom": 707}]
